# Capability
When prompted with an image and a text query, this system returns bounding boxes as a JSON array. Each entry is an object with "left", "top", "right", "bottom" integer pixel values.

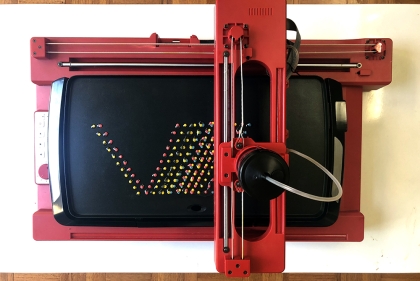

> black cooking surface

[
  {"left": 57, "top": 75, "right": 340, "bottom": 227},
  {"left": 63, "top": 76, "right": 214, "bottom": 221}
]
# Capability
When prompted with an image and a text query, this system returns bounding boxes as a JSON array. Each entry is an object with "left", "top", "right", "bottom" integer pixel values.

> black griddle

[{"left": 49, "top": 75, "right": 344, "bottom": 227}]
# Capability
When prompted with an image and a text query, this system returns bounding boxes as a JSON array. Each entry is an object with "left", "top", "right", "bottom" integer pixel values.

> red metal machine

[{"left": 31, "top": 0, "right": 392, "bottom": 276}]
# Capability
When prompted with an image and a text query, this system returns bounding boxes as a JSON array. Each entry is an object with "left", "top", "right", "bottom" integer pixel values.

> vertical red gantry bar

[{"left": 214, "top": 0, "right": 287, "bottom": 276}]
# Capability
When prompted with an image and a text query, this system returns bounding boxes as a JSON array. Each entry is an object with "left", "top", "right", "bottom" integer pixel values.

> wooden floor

[{"left": 1, "top": 0, "right": 419, "bottom": 280}]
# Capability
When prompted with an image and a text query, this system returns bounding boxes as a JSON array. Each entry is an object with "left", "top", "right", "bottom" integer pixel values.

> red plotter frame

[{"left": 31, "top": 0, "right": 392, "bottom": 275}]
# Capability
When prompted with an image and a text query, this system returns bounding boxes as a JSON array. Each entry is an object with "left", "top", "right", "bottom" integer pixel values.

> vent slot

[{"left": 249, "top": 7, "right": 272, "bottom": 16}]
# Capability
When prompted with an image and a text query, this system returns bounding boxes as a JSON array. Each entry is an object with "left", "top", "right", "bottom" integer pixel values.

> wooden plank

[
  {"left": 66, "top": 0, "right": 109, "bottom": 3},
  {"left": 152, "top": 273, "right": 193, "bottom": 281},
  {"left": 197, "top": 273, "right": 236, "bottom": 281},
  {"left": 295, "top": 0, "right": 347, "bottom": 3},
  {"left": 284, "top": 273, "right": 339, "bottom": 281},
  {"left": 381, "top": 274, "right": 420, "bottom": 281},
  {"left": 110, "top": 0, "right": 163, "bottom": 3},
  {"left": 14, "top": 274, "right": 66, "bottom": 281},
  {"left": 106, "top": 273, "right": 152, "bottom": 281},
  {"left": 166, "top": 0, "right": 215, "bottom": 3},
  {"left": 0, "top": 273, "right": 13, "bottom": 281},
  {"left": 69, "top": 273, "right": 86, "bottom": 281},
  {"left": 18, "top": 0, "right": 64, "bottom": 3}
]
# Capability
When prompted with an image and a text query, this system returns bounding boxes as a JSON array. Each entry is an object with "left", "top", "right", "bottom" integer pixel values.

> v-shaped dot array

[{"left": 92, "top": 122, "right": 215, "bottom": 197}]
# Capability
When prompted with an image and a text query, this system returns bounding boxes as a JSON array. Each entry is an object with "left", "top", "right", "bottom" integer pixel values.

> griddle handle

[{"left": 48, "top": 77, "right": 73, "bottom": 225}]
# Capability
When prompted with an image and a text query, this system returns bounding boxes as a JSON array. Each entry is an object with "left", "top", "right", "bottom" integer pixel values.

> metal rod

[
  {"left": 298, "top": 63, "right": 362, "bottom": 69},
  {"left": 241, "top": 191, "right": 244, "bottom": 260},
  {"left": 48, "top": 51, "right": 213, "bottom": 55},
  {"left": 300, "top": 51, "right": 375, "bottom": 54},
  {"left": 239, "top": 38, "right": 245, "bottom": 261},
  {"left": 47, "top": 42, "right": 214, "bottom": 46},
  {"left": 58, "top": 62, "right": 363, "bottom": 69},
  {"left": 223, "top": 54, "right": 229, "bottom": 252},
  {"left": 58, "top": 62, "right": 213, "bottom": 68},
  {"left": 50, "top": 50, "right": 376, "bottom": 56},
  {"left": 230, "top": 39, "right": 235, "bottom": 260},
  {"left": 47, "top": 42, "right": 375, "bottom": 47}
]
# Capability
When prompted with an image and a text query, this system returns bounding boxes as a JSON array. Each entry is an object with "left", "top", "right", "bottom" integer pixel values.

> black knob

[{"left": 237, "top": 149, "right": 289, "bottom": 201}]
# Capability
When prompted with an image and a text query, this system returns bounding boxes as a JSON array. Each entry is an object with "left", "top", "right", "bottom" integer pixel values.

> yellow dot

[
  {"left": 160, "top": 173, "right": 164, "bottom": 176},
  {"left": 124, "top": 174, "right": 128, "bottom": 178},
  {"left": 163, "top": 167, "right": 167, "bottom": 170},
  {"left": 91, "top": 124, "right": 96, "bottom": 128},
  {"left": 133, "top": 186, "right": 137, "bottom": 190},
  {"left": 136, "top": 192, "right": 140, "bottom": 195},
  {"left": 116, "top": 162, "right": 120, "bottom": 166},
  {"left": 197, "top": 191, "right": 201, "bottom": 194},
  {"left": 96, "top": 132, "right": 101, "bottom": 136},
  {"left": 183, "top": 124, "right": 187, "bottom": 127},
  {"left": 112, "top": 154, "right": 116, "bottom": 159},
  {"left": 102, "top": 140, "right": 106, "bottom": 145},
  {"left": 173, "top": 146, "right": 177, "bottom": 150},
  {"left": 152, "top": 191, "right": 156, "bottom": 195},
  {"left": 157, "top": 180, "right": 161, "bottom": 183},
  {"left": 128, "top": 179, "right": 133, "bottom": 183}
]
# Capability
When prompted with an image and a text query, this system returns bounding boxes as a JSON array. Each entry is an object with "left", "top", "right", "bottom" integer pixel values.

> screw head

[
  {"left": 224, "top": 24, "right": 229, "bottom": 29},
  {"left": 33, "top": 52, "right": 37, "bottom": 55},
  {"left": 236, "top": 143, "right": 243, "bottom": 149}
]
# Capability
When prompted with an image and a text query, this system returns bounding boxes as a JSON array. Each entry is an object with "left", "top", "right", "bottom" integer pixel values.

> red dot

[
  {"left": 148, "top": 185, "right": 152, "bottom": 189},
  {"left": 130, "top": 174, "right": 135, "bottom": 178},
  {"left": 140, "top": 184, "right": 144, "bottom": 189},
  {"left": 126, "top": 167, "right": 132, "bottom": 172},
  {"left": 113, "top": 147, "right": 119, "bottom": 152},
  {"left": 103, "top": 132, "right": 108, "bottom": 136},
  {"left": 123, "top": 161, "right": 127, "bottom": 166},
  {"left": 160, "top": 160, "right": 163, "bottom": 164},
  {"left": 136, "top": 179, "right": 140, "bottom": 184},
  {"left": 97, "top": 124, "right": 103, "bottom": 128},
  {"left": 108, "top": 140, "right": 113, "bottom": 145},
  {"left": 118, "top": 155, "right": 123, "bottom": 159}
]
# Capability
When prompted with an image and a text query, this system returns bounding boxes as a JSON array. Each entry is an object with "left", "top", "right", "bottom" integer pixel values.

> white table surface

[{"left": 0, "top": 4, "right": 419, "bottom": 273}]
